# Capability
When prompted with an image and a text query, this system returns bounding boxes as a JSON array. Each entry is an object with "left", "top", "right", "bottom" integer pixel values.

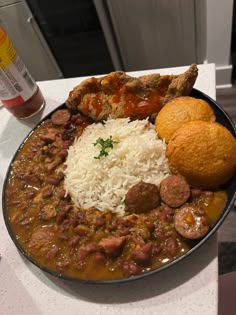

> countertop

[{"left": 0, "top": 64, "right": 218, "bottom": 315}]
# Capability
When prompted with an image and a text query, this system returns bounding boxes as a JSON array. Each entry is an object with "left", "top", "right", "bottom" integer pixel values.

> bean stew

[{"left": 3, "top": 101, "right": 229, "bottom": 282}]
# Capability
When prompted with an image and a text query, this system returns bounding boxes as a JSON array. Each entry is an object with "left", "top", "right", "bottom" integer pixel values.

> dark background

[{"left": 26, "top": 0, "right": 114, "bottom": 78}]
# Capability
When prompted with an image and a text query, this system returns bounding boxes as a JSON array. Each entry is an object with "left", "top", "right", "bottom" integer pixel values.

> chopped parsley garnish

[{"left": 93, "top": 135, "right": 119, "bottom": 159}]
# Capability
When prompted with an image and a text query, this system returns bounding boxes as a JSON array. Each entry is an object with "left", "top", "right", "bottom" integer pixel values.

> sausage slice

[
  {"left": 174, "top": 205, "right": 210, "bottom": 239},
  {"left": 51, "top": 109, "right": 71, "bottom": 126},
  {"left": 28, "top": 227, "right": 54, "bottom": 256},
  {"left": 125, "top": 181, "right": 160, "bottom": 213},
  {"left": 99, "top": 236, "right": 126, "bottom": 256},
  {"left": 160, "top": 175, "right": 190, "bottom": 207}
]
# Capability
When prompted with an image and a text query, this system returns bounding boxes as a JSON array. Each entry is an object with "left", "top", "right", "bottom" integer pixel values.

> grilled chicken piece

[{"left": 66, "top": 64, "right": 198, "bottom": 121}]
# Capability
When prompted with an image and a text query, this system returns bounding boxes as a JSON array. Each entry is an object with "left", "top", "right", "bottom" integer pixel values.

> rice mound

[{"left": 64, "top": 118, "right": 169, "bottom": 216}]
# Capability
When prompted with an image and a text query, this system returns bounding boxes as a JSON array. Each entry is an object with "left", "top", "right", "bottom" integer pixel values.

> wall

[{"left": 203, "top": 0, "right": 234, "bottom": 87}]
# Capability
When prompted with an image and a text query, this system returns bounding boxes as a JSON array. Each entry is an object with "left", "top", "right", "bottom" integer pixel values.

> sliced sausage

[
  {"left": 28, "top": 227, "right": 54, "bottom": 256},
  {"left": 99, "top": 236, "right": 126, "bottom": 256},
  {"left": 40, "top": 128, "right": 61, "bottom": 143},
  {"left": 51, "top": 109, "right": 71, "bottom": 126},
  {"left": 174, "top": 205, "right": 210, "bottom": 239},
  {"left": 77, "top": 243, "right": 101, "bottom": 261},
  {"left": 125, "top": 181, "right": 160, "bottom": 213},
  {"left": 160, "top": 175, "right": 190, "bottom": 207},
  {"left": 39, "top": 204, "right": 57, "bottom": 221},
  {"left": 132, "top": 242, "right": 153, "bottom": 266}
]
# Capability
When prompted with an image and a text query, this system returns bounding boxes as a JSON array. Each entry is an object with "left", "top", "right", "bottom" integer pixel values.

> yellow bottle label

[
  {"left": 0, "top": 26, "right": 37, "bottom": 107},
  {"left": 0, "top": 27, "right": 17, "bottom": 67}
]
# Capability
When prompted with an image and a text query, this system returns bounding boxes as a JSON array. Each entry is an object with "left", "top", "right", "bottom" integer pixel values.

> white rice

[{"left": 64, "top": 118, "right": 169, "bottom": 216}]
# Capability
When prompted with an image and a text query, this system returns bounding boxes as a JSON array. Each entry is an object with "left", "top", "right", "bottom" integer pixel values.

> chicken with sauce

[{"left": 66, "top": 64, "right": 198, "bottom": 121}]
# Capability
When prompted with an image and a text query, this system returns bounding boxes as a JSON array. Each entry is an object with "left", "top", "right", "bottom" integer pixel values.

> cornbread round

[
  {"left": 155, "top": 96, "right": 216, "bottom": 142},
  {"left": 166, "top": 121, "right": 236, "bottom": 189}
]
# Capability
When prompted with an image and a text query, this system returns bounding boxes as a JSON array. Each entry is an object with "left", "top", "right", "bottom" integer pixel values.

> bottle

[{"left": 0, "top": 26, "right": 45, "bottom": 119}]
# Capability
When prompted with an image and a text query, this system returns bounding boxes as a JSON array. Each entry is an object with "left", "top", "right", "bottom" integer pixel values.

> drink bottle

[{"left": 0, "top": 26, "right": 45, "bottom": 119}]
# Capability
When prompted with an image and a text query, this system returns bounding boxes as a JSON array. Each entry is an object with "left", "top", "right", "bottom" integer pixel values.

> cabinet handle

[{"left": 27, "top": 16, "right": 33, "bottom": 24}]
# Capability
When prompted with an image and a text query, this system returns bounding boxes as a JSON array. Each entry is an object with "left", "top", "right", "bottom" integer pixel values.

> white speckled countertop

[{"left": 0, "top": 64, "right": 218, "bottom": 315}]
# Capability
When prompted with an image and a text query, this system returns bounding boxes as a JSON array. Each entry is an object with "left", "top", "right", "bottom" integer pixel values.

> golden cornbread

[
  {"left": 155, "top": 96, "right": 216, "bottom": 142},
  {"left": 166, "top": 121, "right": 236, "bottom": 189}
]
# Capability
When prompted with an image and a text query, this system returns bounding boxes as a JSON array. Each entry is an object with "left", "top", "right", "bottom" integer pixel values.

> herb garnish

[{"left": 93, "top": 135, "right": 119, "bottom": 159}]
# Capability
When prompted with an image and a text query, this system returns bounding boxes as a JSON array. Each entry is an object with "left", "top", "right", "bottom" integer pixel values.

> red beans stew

[{"left": 4, "top": 108, "right": 227, "bottom": 281}]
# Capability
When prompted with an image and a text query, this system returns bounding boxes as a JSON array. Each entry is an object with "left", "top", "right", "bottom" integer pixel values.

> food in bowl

[
  {"left": 64, "top": 118, "right": 169, "bottom": 216},
  {"left": 155, "top": 96, "right": 216, "bottom": 142},
  {"left": 166, "top": 120, "right": 236, "bottom": 189},
  {"left": 66, "top": 64, "right": 198, "bottom": 121},
  {"left": 3, "top": 66, "right": 235, "bottom": 282}
]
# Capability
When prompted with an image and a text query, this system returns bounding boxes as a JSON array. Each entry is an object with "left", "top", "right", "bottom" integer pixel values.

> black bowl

[{"left": 2, "top": 88, "right": 236, "bottom": 284}]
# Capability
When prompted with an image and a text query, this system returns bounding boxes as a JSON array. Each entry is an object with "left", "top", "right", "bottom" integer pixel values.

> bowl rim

[{"left": 2, "top": 88, "right": 236, "bottom": 284}]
